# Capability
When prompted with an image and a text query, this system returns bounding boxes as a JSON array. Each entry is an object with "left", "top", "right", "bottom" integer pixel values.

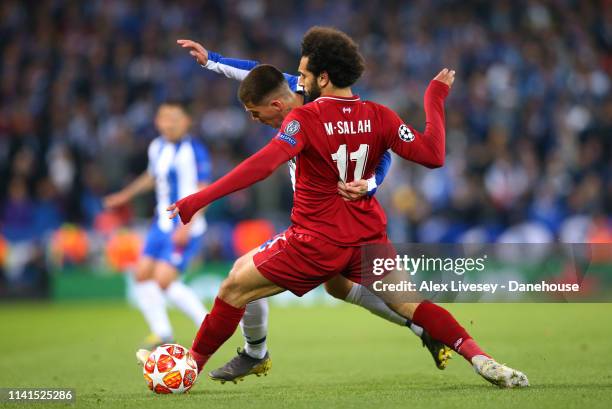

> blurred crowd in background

[{"left": 1, "top": 0, "right": 611, "bottom": 295}]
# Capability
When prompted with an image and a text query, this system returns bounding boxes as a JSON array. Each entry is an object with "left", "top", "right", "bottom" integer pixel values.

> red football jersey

[
  {"left": 272, "top": 95, "right": 389, "bottom": 245},
  {"left": 174, "top": 81, "right": 448, "bottom": 242},
  {"left": 270, "top": 81, "right": 448, "bottom": 246}
]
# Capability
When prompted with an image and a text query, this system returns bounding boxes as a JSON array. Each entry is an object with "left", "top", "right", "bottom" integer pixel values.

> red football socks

[
  {"left": 189, "top": 297, "right": 246, "bottom": 372},
  {"left": 412, "top": 300, "right": 490, "bottom": 362},
  {"left": 456, "top": 338, "right": 490, "bottom": 361}
]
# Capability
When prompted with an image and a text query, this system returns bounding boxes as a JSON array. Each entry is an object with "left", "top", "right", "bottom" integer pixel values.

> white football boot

[{"left": 472, "top": 355, "right": 530, "bottom": 388}]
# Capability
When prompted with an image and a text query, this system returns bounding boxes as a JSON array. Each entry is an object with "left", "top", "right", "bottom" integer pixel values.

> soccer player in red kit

[{"left": 169, "top": 27, "right": 529, "bottom": 388}]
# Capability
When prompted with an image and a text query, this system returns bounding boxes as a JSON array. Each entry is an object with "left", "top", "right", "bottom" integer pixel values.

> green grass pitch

[{"left": 0, "top": 301, "right": 611, "bottom": 409}]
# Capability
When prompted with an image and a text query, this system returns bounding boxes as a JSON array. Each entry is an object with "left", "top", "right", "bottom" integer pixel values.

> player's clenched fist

[
  {"left": 433, "top": 68, "right": 455, "bottom": 88},
  {"left": 177, "top": 39, "right": 209, "bottom": 66}
]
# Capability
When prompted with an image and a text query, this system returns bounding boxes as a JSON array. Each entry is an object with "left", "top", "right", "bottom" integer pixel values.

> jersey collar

[{"left": 315, "top": 95, "right": 361, "bottom": 103}]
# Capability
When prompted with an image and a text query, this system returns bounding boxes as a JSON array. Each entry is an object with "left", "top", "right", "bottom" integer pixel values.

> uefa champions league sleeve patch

[
  {"left": 284, "top": 120, "right": 301, "bottom": 136},
  {"left": 398, "top": 124, "right": 415, "bottom": 142}
]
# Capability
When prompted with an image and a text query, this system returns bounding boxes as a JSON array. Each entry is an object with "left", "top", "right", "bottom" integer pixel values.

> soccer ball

[{"left": 143, "top": 344, "right": 198, "bottom": 394}]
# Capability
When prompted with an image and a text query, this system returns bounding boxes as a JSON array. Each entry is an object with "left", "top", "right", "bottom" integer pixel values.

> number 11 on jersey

[{"left": 332, "top": 144, "right": 369, "bottom": 182}]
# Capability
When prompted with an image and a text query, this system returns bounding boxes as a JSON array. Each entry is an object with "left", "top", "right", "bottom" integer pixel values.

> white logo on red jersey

[
  {"left": 398, "top": 124, "right": 415, "bottom": 142},
  {"left": 284, "top": 120, "right": 300, "bottom": 136},
  {"left": 342, "top": 107, "right": 352, "bottom": 114}
]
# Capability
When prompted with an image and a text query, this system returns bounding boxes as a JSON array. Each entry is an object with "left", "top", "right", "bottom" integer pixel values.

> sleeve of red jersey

[
  {"left": 172, "top": 111, "right": 309, "bottom": 224},
  {"left": 270, "top": 109, "right": 310, "bottom": 158},
  {"left": 383, "top": 80, "right": 450, "bottom": 168}
]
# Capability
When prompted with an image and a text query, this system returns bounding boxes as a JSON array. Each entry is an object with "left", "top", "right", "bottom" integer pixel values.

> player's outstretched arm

[
  {"left": 177, "top": 39, "right": 300, "bottom": 90},
  {"left": 387, "top": 68, "right": 455, "bottom": 168},
  {"left": 168, "top": 141, "right": 293, "bottom": 224},
  {"left": 103, "top": 171, "right": 155, "bottom": 209},
  {"left": 177, "top": 39, "right": 258, "bottom": 81}
]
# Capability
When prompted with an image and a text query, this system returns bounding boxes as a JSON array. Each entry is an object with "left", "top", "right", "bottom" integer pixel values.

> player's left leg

[
  {"left": 325, "top": 276, "right": 451, "bottom": 369},
  {"left": 135, "top": 225, "right": 174, "bottom": 348},
  {"left": 351, "top": 243, "right": 479, "bottom": 366},
  {"left": 153, "top": 261, "right": 207, "bottom": 326},
  {"left": 370, "top": 271, "right": 495, "bottom": 368},
  {"left": 350, "top": 242, "right": 528, "bottom": 387},
  {"left": 133, "top": 256, "right": 174, "bottom": 348},
  {"left": 381, "top": 295, "right": 529, "bottom": 387},
  {"left": 157, "top": 233, "right": 208, "bottom": 326}
]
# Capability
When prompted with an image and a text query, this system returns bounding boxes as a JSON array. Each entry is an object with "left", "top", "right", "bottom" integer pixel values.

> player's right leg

[
  {"left": 136, "top": 257, "right": 274, "bottom": 376},
  {"left": 188, "top": 250, "right": 285, "bottom": 375},
  {"left": 207, "top": 298, "right": 271, "bottom": 384},
  {"left": 191, "top": 227, "right": 346, "bottom": 378},
  {"left": 209, "top": 247, "right": 272, "bottom": 383}
]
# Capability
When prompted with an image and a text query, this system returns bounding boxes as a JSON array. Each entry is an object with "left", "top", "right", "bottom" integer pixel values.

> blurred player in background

[
  {"left": 104, "top": 101, "right": 210, "bottom": 348},
  {"left": 169, "top": 27, "right": 528, "bottom": 388},
  {"left": 173, "top": 38, "right": 450, "bottom": 383}
]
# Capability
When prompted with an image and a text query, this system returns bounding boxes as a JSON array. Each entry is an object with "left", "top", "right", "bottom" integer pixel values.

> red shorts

[{"left": 252, "top": 226, "right": 395, "bottom": 296}]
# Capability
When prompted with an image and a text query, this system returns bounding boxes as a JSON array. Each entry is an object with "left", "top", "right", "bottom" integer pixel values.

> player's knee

[
  {"left": 155, "top": 276, "right": 173, "bottom": 290},
  {"left": 219, "top": 263, "right": 259, "bottom": 307},
  {"left": 232, "top": 254, "right": 249, "bottom": 273},
  {"left": 153, "top": 264, "right": 178, "bottom": 290},
  {"left": 324, "top": 280, "right": 352, "bottom": 300},
  {"left": 134, "top": 261, "right": 154, "bottom": 282},
  {"left": 218, "top": 276, "right": 242, "bottom": 303}
]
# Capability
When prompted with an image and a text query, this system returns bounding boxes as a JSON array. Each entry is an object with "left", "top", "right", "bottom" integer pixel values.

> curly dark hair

[
  {"left": 238, "top": 64, "right": 288, "bottom": 105},
  {"left": 301, "top": 26, "right": 365, "bottom": 88}
]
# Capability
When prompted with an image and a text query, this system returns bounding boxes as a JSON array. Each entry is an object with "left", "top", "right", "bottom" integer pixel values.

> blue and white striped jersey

[{"left": 147, "top": 135, "right": 211, "bottom": 235}]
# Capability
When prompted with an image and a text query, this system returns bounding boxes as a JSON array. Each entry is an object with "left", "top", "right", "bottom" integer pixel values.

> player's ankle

[
  {"left": 457, "top": 338, "right": 491, "bottom": 362},
  {"left": 189, "top": 348, "right": 210, "bottom": 373},
  {"left": 470, "top": 354, "right": 491, "bottom": 367},
  {"left": 244, "top": 338, "right": 268, "bottom": 359}
]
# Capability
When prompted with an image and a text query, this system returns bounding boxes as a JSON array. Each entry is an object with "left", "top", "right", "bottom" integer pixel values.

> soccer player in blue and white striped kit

[
  {"left": 104, "top": 101, "right": 209, "bottom": 348},
  {"left": 170, "top": 39, "right": 451, "bottom": 382}
]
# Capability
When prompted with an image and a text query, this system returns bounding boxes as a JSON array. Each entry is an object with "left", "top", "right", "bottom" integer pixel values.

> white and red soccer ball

[{"left": 143, "top": 344, "right": 198, "bottom": 394}]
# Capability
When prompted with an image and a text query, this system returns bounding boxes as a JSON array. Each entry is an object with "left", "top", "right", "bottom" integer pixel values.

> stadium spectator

[{"left": 0, "top": 0, "right": 609, "bottom": 259}]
